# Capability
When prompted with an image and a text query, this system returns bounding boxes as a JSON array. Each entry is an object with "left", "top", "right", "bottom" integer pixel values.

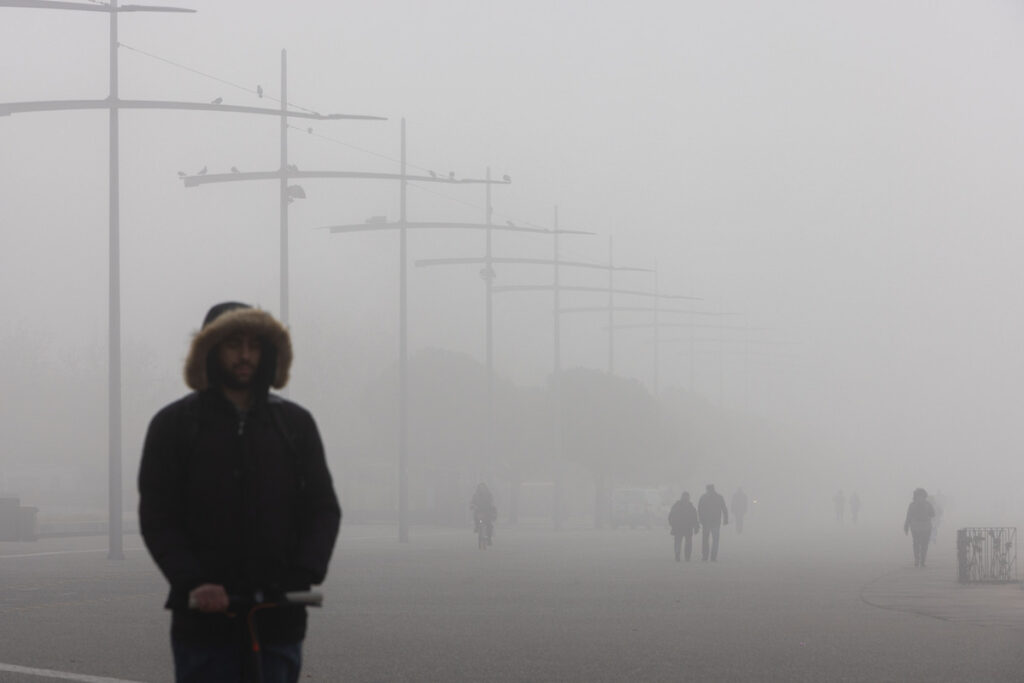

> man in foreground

[{"left": 139, "top": 302, "right": 341, "bottom": 683}]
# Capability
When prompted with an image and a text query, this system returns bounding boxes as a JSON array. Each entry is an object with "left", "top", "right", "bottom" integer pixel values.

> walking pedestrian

[
  {"left": 668, "top": 492, "right": 700, "bottom": 561},
  {"left": 698, "top": 484, "right": 729, "bottom": 561},
  {"left": 904, "top": 488, "right": 935, "bottom": 567}
]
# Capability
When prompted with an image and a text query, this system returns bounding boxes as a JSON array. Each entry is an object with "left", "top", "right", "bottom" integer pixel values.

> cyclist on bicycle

[{"left": 470, "top": 483, "right": 497, "bottom": 544}]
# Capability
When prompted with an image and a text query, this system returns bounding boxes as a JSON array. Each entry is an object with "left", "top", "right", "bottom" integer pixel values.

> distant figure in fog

[
  {"left": 833, "top": 490, "right": 846, "bottom": 523},
  {"left": 470, "top": 483, "right": 497, "bottom": 544},
  {"left": 668, "top": 492, "right": 700, "bottom": 562},
  {"left": 731, "top": 487, "right": 748, "bottom": 534},
  {"left": 849, "top": 492, "right": 861, "bottom": 524},
  {"left": 698, "top": 484, "right": 729, "bottom": 562},
  {"left": 904, "top": 488, "right": 935, "bottom": 567}
]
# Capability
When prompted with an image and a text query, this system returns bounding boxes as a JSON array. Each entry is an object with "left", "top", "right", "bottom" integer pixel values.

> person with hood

[
  {"left": 139, "top": 302, "right": 341, "bottom": 683},
  {"left": 668, "top": 492, "right": 700, "bottom": 561},
  {"left": 904, "top": 487, "right": 935, "bottom": 567},
  {"left": 698, "top": 484, "right": 729, "bottom": 562}
]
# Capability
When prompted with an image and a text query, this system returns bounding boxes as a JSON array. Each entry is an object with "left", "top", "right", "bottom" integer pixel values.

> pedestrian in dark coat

[
  {"left": 139, "top": 302, "right": 341, "bottom": 683},
  {"left": 698, "top": 484, "right": 729, "bottom": 561},
  {"left": 668, "top": 492, "right": 700, "bottom": 561},
  {"left": 904, "top": 488, "right": 935, "bottom": 567}
]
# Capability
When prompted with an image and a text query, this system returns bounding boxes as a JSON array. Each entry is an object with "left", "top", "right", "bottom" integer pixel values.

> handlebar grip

[{"left": 282, "top": 591, "right": 323, "bottom": 607}]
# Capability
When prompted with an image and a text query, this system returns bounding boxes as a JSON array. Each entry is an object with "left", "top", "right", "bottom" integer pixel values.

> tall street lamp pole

[
  {"left": 414, "top": 216, "right": 594, "bottom": 499},
  {"left": 323, "top": 130, "right": 510, "bottom": 541},
  {"left": 3, "top": 0, "right": 193, "bottom": 561},
  {"left": 181, "top": 49, "right": 385, "bottom": 327},
  {"left": 1, "top": 1, "right": 378, "bottom": 558}
]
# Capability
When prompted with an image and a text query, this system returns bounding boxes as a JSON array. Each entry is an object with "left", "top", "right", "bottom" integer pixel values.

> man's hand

[{"left": 189, "top": 583, "right": 229, "bottom": 613}]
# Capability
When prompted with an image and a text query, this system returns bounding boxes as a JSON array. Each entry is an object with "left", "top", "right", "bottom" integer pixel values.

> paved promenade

[
  {"left": 861, "top": 559, "right": 1024, "bottom": 630},
  {"left": 2, "top": 524, "right": 1022, "bottom": 681}
]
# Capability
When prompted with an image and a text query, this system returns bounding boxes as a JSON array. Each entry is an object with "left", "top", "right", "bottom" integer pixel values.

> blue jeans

[{"left": 172, "top": 637, "right": 302, "bottom": 683}]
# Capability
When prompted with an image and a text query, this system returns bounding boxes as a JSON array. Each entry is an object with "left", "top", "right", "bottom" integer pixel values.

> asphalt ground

[{"left": 1, "top": 523, "right": 1023, "bottom": 682}]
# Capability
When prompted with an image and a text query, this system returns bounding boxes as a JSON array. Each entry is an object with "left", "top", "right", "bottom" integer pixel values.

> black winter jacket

[
  {"left": 138, "top": 389, "right": 341, "bottom": 644},
  {"left": 698, "top": 491, "right": 729, "bottom": 527},
  {"left": 904, "top": 500, "right": 934, "bottom": 534},
  {"left": 668, "top": 500, "right": 699, "bottom": 537}
]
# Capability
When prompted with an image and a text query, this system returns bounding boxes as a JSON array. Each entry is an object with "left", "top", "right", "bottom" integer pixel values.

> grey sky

[{"left": 3, "top": 1, "right": 1024, "bottom": 516}]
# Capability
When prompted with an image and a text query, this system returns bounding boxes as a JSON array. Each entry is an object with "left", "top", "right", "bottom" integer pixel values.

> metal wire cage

[{"left": 956, "top": 527, "right": 1017, "bottom": 583}]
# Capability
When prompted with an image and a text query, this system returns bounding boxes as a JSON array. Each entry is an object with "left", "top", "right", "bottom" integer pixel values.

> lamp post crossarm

[
  {"left": 416, "top": 255, "right": 636, "bottom": 268},
  {"left": 558, "top": 260, "right": 651, "bottom": 273},
  {"left": 616, "top": 323, "right": 765, "bottom": 331},
  {"left": 0, "top": 1, "right": 194, "bottom": 12},
  {"left": 611, "top": 288, "right": 699, "bottom": 300},
  {"left": 665, "top": 337, "right": 791, "bottom": 345},
  {"left": 560, "top": 306, "right": 720, "bottom": 315},
  {"left": 0, "top": 98, "right": 379, "bottom": 120},
  {"left": 492, "top": 284, "right": 557, "bottom": 293},
  {"left": 329, "top": 221, "right": 552, "bottom": 235},
  {"left": 415, "top": 256, "right": 490, "bottom": 267},
  {"left": 550, "top": 229, "right": 594, "bottom": 236},
  {"left": 186, "top": 170, "right": 469, "bottom": 187},
  {"left": 186, "top": 172, "right": 498, "bottom": 188},
  {"left": 415, "top": 257, "right": 647, "bottom": 271},
  {"left": 493, "top": 284, "right": 668, "bottom": 295},
  {"left": 117, "top": 4, "right": 195, "bottom": 11},
  {"left": 492, "top": 285, "right": 702, "bottom": 300}
]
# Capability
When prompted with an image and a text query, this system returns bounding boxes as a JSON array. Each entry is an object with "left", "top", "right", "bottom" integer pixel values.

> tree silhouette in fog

[
  {"left": 558, "top": 367, "right": 663, "bottom": 526},
  {"left": 360, "top": 349, "right": 521, "bottom": 523},
  {"left": 355, "top": 351, "right": 804, "bottom": 528}
]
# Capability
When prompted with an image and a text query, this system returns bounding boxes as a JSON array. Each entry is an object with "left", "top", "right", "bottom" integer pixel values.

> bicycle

[
  {"left": 189, "top": 590, "right": 323, "bottom": 683},
  {"left": 474, "top": 514, "right": 493, "bottom": 549}
]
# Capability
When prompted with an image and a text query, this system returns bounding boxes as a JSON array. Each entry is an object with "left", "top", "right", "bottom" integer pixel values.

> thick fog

[{"left": 3, "top": 0, "right": 1024, "bottom": 537}]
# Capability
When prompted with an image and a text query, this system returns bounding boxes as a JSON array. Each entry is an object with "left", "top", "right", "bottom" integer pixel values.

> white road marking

[
  {"left": 0, "top": 549, "right": 109, "bottom": 559},
  {"left": 0, "top": 662, "right": 144, "bottom": 682}
]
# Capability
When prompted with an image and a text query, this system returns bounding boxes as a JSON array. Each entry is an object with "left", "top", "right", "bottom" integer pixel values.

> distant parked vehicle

[{"left": 610, "top": 488, "right": 663, "bottom": 529}]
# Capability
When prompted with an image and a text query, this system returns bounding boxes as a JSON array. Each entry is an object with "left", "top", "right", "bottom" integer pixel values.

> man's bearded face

[{"left": 216, "top": 333, "right": 262, "bottom": 390}]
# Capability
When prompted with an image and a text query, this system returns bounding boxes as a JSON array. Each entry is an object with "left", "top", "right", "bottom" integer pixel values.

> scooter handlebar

[{"left": 188, "top": 590, "right": 324, "bottom": 610}]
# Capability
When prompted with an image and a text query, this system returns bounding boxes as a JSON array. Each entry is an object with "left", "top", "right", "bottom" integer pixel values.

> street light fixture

[
  {"left": 321, "top": 120, "right": 511, "bottom": 542},
  {"left": 0, "top": 0, "right": 383, "bottom": 559}
]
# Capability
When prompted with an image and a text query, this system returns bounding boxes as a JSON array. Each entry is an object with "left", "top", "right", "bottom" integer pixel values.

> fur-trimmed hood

[{"left": 184, "top": 304, "right": 292, "bottom": 391}]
